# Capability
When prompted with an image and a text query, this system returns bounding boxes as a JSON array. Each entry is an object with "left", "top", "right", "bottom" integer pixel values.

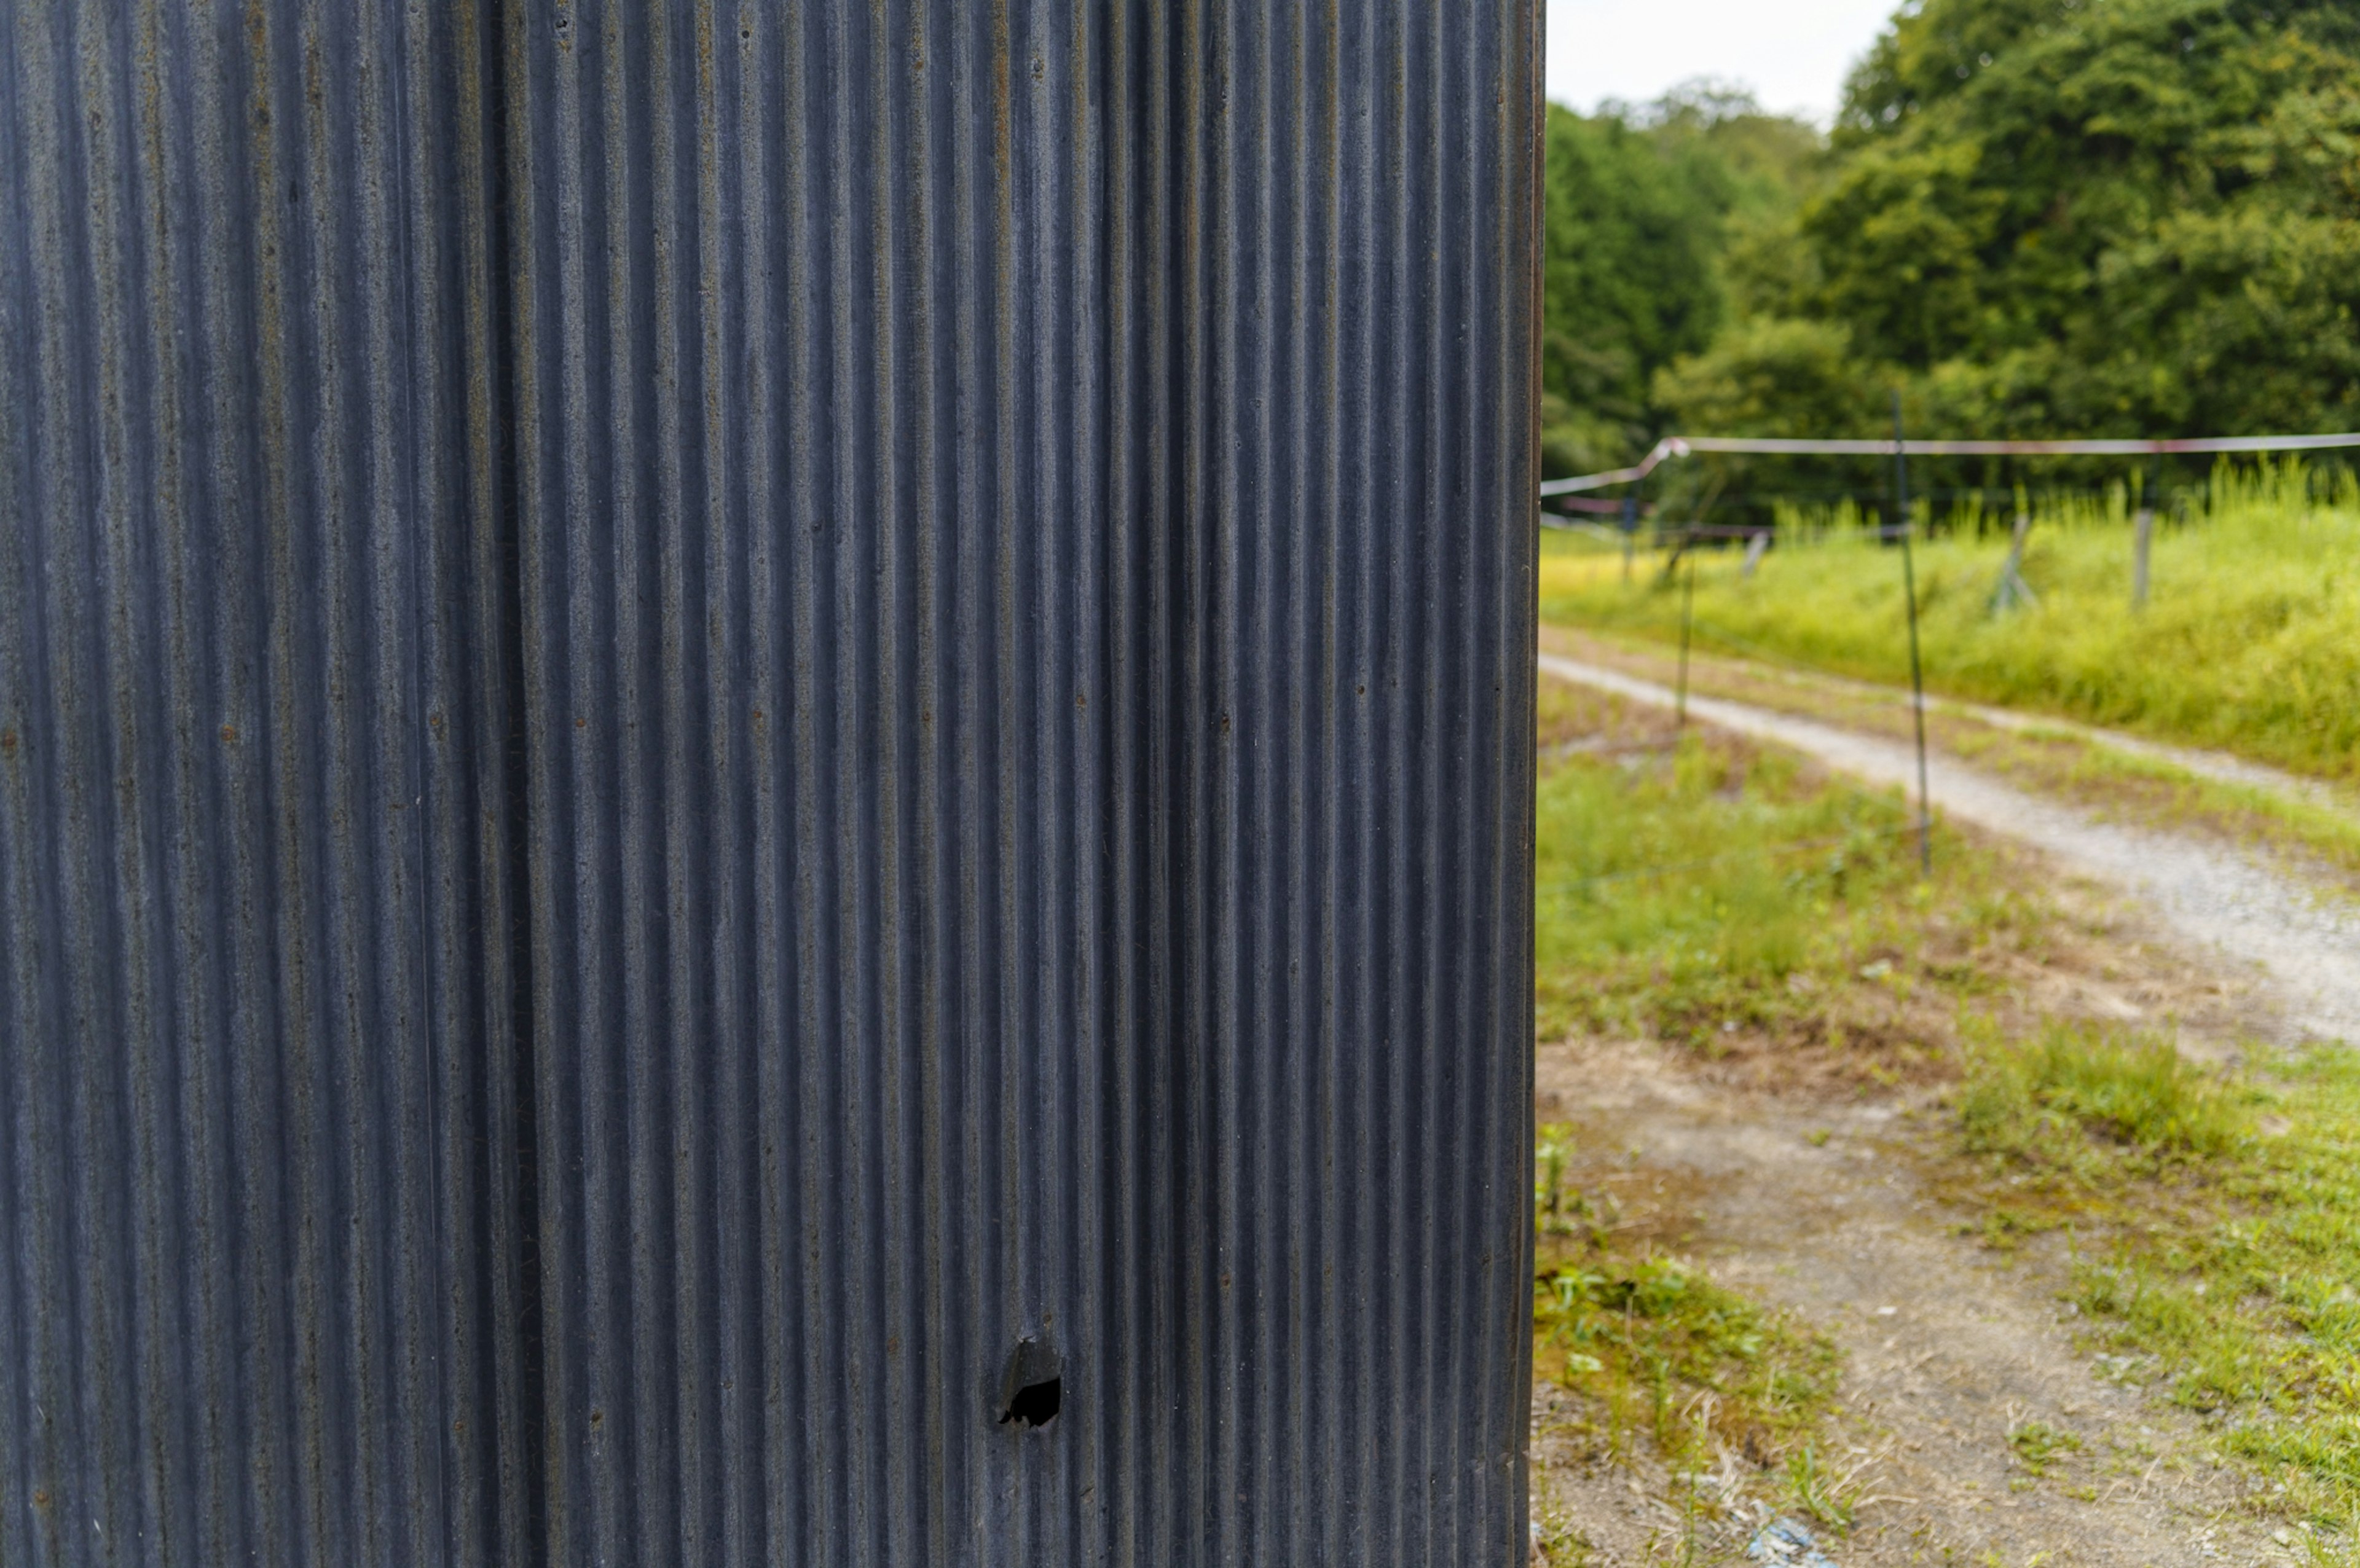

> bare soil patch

[{"left": 1532, "top": 1026, "right": 2300, "bottom": 1566}]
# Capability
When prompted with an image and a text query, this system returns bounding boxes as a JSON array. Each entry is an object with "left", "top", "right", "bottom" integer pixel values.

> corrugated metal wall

[
  {"left": 1, "top": 1, "right": 1538, "bottom": 1562},
  {"left": 0, "top": 1, "right": 529, "bottom": 1563}
]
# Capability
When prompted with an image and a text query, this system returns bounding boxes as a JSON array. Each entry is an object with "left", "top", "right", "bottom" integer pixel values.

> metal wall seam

[{"left": 0, "top": 1, "right": 524, "bottom": 1563}]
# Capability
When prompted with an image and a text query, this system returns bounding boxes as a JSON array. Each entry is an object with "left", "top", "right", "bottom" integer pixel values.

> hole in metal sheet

[
  {"left": 1003, "top": 1376, "right": 1061, "bottom": 1429},
  {"left": 999, "top": 1339, "right": 1063, "bottom": 1429}
]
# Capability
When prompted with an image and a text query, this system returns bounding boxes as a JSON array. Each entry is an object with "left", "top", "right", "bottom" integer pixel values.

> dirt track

[
  {"left": 1532, "top": 1033, "right": 2297, "bottom": 1567},
  {"left": 1530, "top": 653, "right": 2350, "bottom": 1566}
]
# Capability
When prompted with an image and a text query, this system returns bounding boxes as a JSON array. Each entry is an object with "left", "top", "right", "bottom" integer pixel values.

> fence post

[
  {"left": 1894, "top": 393, "right": 1933, "bottom": 877},
  {"left": 2131, "top": 459, "right": 2157, "bottom": 609},
  {"left": 1989, "top": 511, "right": 2037, "bottom": 613},
  {"left": 1621, "top": 493, "right": 1637, "bottom": 583},
  {"left": 1740, "top": 529, "right": 1769, "bottom": 578},
  {"left": 1677, "top": 551, "right": 1694, "bottom": 729}
]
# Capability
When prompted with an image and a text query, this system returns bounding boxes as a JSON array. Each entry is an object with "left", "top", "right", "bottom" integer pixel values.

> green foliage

[
  {"left": 1647, "top": 318, "right": 1890, "bottom": 500},
  {"left": 1541, "top": 107, "right": 1721, "bottom": 475},
  {"left": 1541, "top": 87, "right": 1824, "bottom": 476},
  {"left": 1604, "top": 0, "right": 2360, "bottom": 492},
  {"left": 1790, "top": 0, "right": 2360, "bottom": 438},
  {"left": 1648, "top": 318, "right": 1876, "bottom": 437}
]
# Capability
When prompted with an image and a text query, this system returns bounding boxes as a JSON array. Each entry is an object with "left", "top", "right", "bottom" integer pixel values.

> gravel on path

[
  {"left": 1651, "top": 632, "right": 2360, "bottom": 815},
  {"left": 1539, "top": 653, "right": 2360, "bottom": 1046}
]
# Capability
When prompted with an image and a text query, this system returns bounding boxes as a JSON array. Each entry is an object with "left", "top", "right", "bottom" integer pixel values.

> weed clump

[
  {"left": 1958, "top": 1023, "right": 2250, "bottom": 1174},
  {"left": 1532, "top": 1249, "right": 1846, "bottom": 1515},
  {"left": 2006, "top": 1418, "right": 2084, "bottom": 1478}
]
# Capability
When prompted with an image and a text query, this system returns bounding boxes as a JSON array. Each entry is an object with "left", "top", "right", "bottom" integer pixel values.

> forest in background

[{"left": 1543, "top": 0, "right": 2360, "bottom": 500}]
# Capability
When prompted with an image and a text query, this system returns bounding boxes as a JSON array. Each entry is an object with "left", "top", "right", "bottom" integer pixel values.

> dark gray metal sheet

[
  {"left": 0, "top": 1, "right": 525, "bottom": 1562},
  {"left": 2, "top": 1, "right": 1538, "bottom": 1562},
  {"left": 502, "top": 1, "right": 1538, "bottom": 1562}
]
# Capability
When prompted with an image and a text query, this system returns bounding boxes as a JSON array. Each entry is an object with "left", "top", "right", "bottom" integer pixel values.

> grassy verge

[
  {"left": 1947, "top": 1025, "right": 2360, "bottom": 1537},
  {"left": 1545, "top": 622, "right": 2360, "bottom": 896},
  {"left": 1532, "top": 1122, "right": 1849, "bottom": 1543},
  {"left": 1534, "top": 676, "right": 2048, "bottom": 1064},
  {"left": 1538, "top": 463, "right": 2360, "bottom": 782}
]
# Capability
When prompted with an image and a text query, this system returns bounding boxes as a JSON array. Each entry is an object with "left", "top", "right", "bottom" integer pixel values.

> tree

[
  {"left": 1538, "top": 85, "right": 1823, "bottom": 477},
  {"left": 1650, "top": 318, "right": 1891, "bottom": 503},
  {"left": 1801, "top": 0, "right": 2360, "bottom": 437}
]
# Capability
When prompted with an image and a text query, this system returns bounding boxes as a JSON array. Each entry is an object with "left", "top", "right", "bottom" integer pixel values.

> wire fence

[
  {"left": 1538, "top": 430, "right": 2360, "bottom": 497},
  {"left": 1539, "top": 428, "right": 2360, "bottom": 566},
  {"left": 1536, "top": 428, "right": 2360, "bottom": 919},
  {"left": 1536, "top": 412, "right": 1970, "bottom": 898}
]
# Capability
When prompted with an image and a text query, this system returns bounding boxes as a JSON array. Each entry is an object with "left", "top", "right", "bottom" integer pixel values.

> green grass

[
  {"left": 1533, "top": 681, "right": 2039, "bottom": 1050},
  {"left": 1541, "top": 461, "right": 2360, "bottom": 780},
  {"left": 1959, "top": 1023, "right": 2252, "bottom": 1170},
  {"left": 2007, "top": 1418, "right": 2085, "bottom": 1479},
  {"left": 1952, "top": 1026, "right": 2360, "bottom": 1534}
]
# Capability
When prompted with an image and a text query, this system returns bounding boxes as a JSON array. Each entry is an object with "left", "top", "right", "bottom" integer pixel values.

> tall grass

[{"left": 1540, "top": 461, "right": 2360, "bottom": 779}]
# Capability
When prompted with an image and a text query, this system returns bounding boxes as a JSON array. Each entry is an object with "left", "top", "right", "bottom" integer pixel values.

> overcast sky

[{"left": 1544, "top": 0, "right": 1899, "bottom": 125}]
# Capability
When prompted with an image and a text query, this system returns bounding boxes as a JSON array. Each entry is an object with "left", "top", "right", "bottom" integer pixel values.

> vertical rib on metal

[
  {"left": 0, "top": 2, "right": 524, "bottom": 1563},
  {"left": 503, "top": 1, "right": 1538, "bottom": 1562},
  {"left": 2, "top": 0, "right": 1537, "bottom": 1562}
]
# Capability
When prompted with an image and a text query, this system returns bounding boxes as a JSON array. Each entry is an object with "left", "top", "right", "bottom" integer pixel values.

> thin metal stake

[
  {"left": 1676, "top": 552, "right": 1694, "bottom": 730},
  {"left": 2131, "top": 457, "right": 2158, "bottom": 610},
  {"left": 1894, "top": 393, "right": 1932, "bottom": 876}
]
